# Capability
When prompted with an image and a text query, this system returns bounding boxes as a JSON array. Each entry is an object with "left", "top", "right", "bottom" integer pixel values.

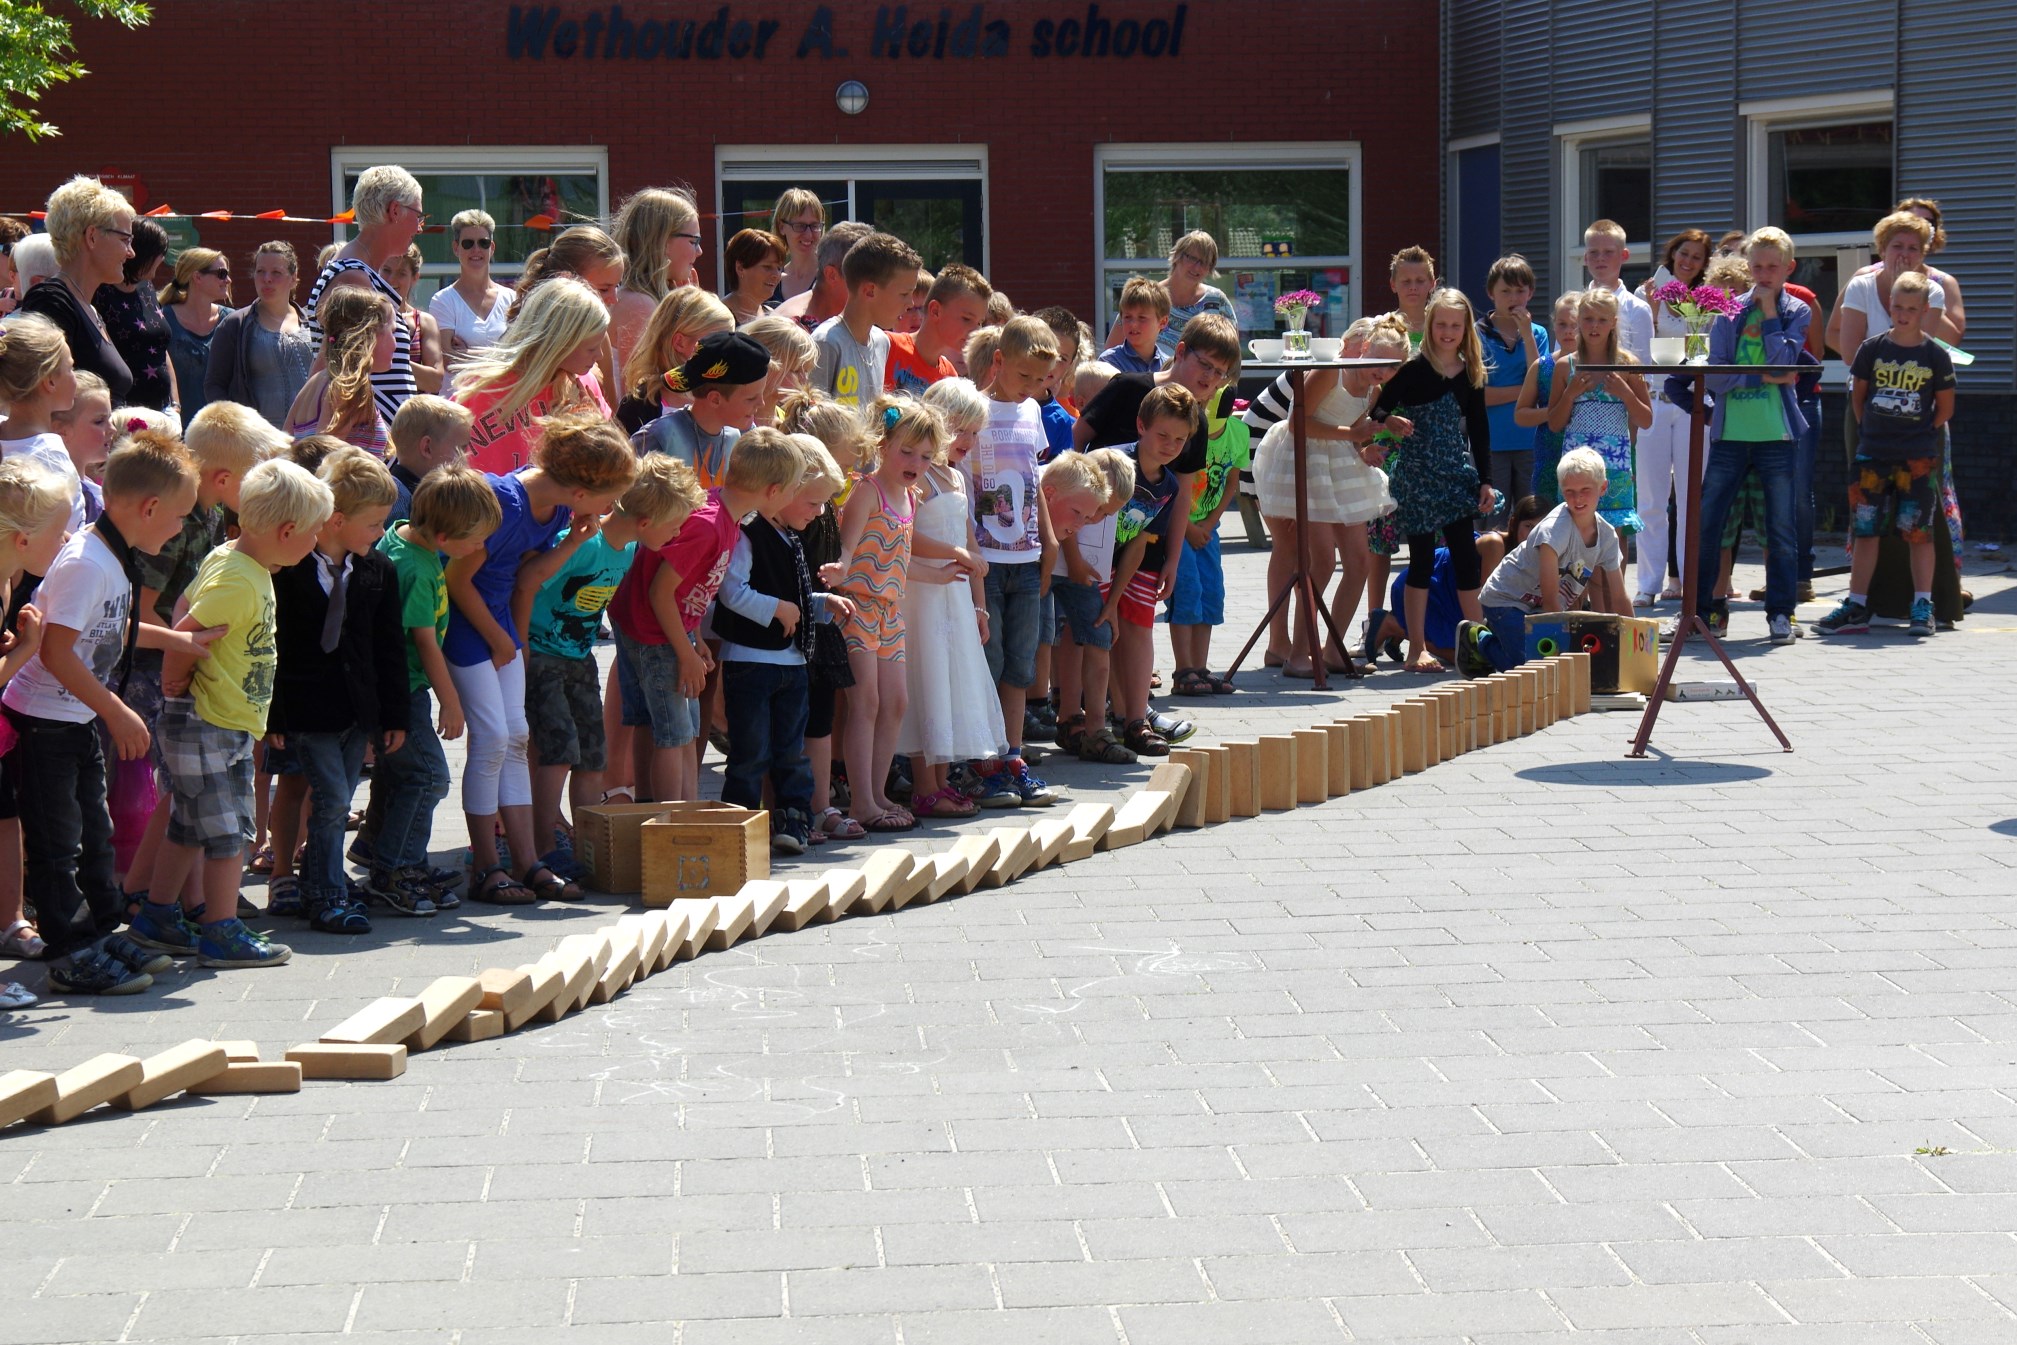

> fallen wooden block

[
  {"left": 1060, "top": 802, "right": 1115, "bottom": 862},
  {"left": 1396, "top": 701, "right": 1430, "bottom": 774},
  {"left": 1027, "top": 815, "right": 1075, "bottom": 867},
  {"left": 505, "top": 960, "right": 565, "bottom": 1031},
  {"left": 566, "top": 932, "right": 615, "bottom": 1013},
  {"left": 775, "top": 879, "right": 831, "bottom": 933},
  {"left": 658, "top": 908, "right": 694, "bottom": 969},
  {"left": 980, "top": 827, "right": 1039, "bottom": 887},
  {"left": 212, "top": 1041, "right": 262, "bottom": 1063},
  {"left": 1257, "top": 736, "right": 1297, "bottom": 811},
  {"left": 815, "top": 868, "right": 868, "bottom": 921},
  {"left": 945, "top": 833, "right": 1001, "bottom": 896},
  {"left": 680, "top": 900, "right": 721, "bottom": 958},
  {"left": 285, "top": 1043, "right": 408, "bottom": 1081},
  {"left": 1100, "top": 789, "right": 1171, "bottom": 850},
  {"left": 1144, "top": 761, "right": 1194, "bottom": 834},
  {"left": 745, "top": 880, "right": 790, "bottom": 939},
  {"left": 852, "top": 849, "right": 915, "bottom": 915},
  {"left": 589, "top": 928, "right": 644, "bottom": 1005},
  {"left": 887, "top": 851, "right": 937, "bottom": 911},
  {"left": 110, "top": 1040, "right": 228, "bottom": 1112},
  {"left": 444, "top": 1009, "right": 504, "bottom": 1043},
  {"left": 705, "top": 890, "right": 761, "bottom": 951},
  {"left": 1224, "top": 740, "right": 1261, "bottom": 818},
  {"left": 1167, "top": 748, "right": 1212, "bottom": 827},
  {"left": 476, "top": 967, "right": 535, "bottom": 1026},
  {"left": 1293, "top": 729, "right": 1330, "bottom": 804},
  {"left": 922, "top": 849, "right": 972, "bottom": 901},
  {"left": 1198, "top": 744, "right": 1232, "bottom": 822},
  {"left": 406, "top": 976, "right": 484, "bottom": 1051},
  {"left": 321, "top": 997, "right": 425, "bottom": 1047},
  {"left": 541, "top": 936, "right": 606, "bottom": 1021},
  {"left": 616, "top": 912, "right": 672, "bottom": 976},
  {"left": 0, "top": 1071, "right": 58, "bottom": 1129},
  {"left": 29, "top": 1054, "right": 143, "bottom": 1125},
  {"left": 188, "top": 1061, "right": 302, "bottom": 1095}
]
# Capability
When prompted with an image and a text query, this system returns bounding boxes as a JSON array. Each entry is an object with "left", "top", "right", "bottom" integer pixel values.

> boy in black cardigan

[{"left": 269, "top": 448, "right": 412, "bottom": 933}]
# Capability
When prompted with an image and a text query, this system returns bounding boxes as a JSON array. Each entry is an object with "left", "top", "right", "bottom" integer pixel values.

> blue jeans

[
  {"left": 1795, "top": 395, "right": 1821, "bottom": 582},
  {"left": 719, "top": 659, "right": 813, "bottom": 816},
  {"left": 371, "top": 689, "right": 449, "bottom": 871},
  {"left": 1475, "top": 605, "right": 1530, "bottom": 673},
  {"left": 1697, "top": 438, "right": 1798, "bottom": 618},
  {"left": 292, "top": 727, "right": 369, "bottom": 904},
  {"left": 982, "top": 561, "right": 1041, "bottom": 689}
]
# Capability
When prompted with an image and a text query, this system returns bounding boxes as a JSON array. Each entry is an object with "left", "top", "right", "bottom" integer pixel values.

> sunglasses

[
  {"left": 674, "top": 233, "right": 703, "bottom": 245},
  {"left": 201, "top": 266, "right": 231, "bottom": 279},
  {"left": 458, "top": 237, "right": 494, "bottom": 250}
]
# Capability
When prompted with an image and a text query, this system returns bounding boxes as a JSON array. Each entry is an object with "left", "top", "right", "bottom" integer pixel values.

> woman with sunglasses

[
  {"left": 769, "top": 188, "right": 826, "bottom": 302},
  {"left": 91, "top": 216, "right": 177, "bottom": 415},
  {"left": 205, "top": 241, "right": 313, "bottom": 428},
  {"left": 610, "top": 187, "right": 703, "bottom": 380},
  {"left": 158, "top": 247, "right": 232, "bottom": 422},
  {"left": 429, "top": 208, "right": 512, "bottom": 363}
]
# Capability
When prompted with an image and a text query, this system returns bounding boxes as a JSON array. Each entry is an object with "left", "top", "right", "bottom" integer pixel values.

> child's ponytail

[{"left": 866, "top": 392, "right": 948, "bottom": 471}]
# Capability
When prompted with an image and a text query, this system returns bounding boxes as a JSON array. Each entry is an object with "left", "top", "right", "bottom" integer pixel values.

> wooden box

[
  {"left": 639, "top": 803, "right": 770, "bottom": 906},
  {"left": 576, "top": 801, "right": 682, "bottom": 894}
]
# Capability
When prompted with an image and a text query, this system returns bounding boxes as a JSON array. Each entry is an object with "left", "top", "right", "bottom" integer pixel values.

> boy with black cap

[{"left": 633, "top": 330, "right": 773, "bottom": 489}]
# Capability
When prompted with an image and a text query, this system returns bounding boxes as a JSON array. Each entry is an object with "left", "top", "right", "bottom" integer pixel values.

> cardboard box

[
  {"left": 639, "top": 803, "right": 769, "bottom": 905},
  {"left": 1524, "top": 613, "right": 1659, "bottom": 694}
]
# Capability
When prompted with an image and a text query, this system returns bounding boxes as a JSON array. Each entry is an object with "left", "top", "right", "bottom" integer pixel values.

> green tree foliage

[{"left": 1, "top": 1, "right": 151, "bottom": 141}]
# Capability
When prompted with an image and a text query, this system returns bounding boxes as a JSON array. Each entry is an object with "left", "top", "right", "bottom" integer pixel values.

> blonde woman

[
  {"left": 610, "top": 187, "right": 702, "bottom": 376},
  {"left": 378, "top": 244, "right": 447, "bottom": 393},
  {"left": 17, "top": 174, "right": 136, "bottom": 405},
  {"left": 452, "top": 275, "right": 612, "bottom": 474},
  {"left": 428, "top": 208, "right": 512, "bottom": 360},
  {"left": 770, "top": 187, "right": 827, "bottom": 302},
  {"left": 614, "top": 286, "right": 733, "bottom": 433},
  {"left": 285, "top": 287, "right": 396, "bottom": 455},
  {"left": 305, "top": 164, "right": 425, "bottom": 419},
  {"left": 158, "top": 247, "right": 231, "bottom": 421}
]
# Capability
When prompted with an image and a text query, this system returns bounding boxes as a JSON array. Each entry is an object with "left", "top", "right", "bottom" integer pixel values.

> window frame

[
  {"left": 1092, "top": 141, "right": 1363, "bottom": 334},
  {"left": 328, "top": 145, "right": 612, "bottom": 284},
  {"left": 1555, "top": 116, "right": 1653, "bottom": 294}
]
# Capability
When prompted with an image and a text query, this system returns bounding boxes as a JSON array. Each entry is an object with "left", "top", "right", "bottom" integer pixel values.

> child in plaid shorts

[{"left": 128, "top": 459, "right": 332, "bottom": 969}]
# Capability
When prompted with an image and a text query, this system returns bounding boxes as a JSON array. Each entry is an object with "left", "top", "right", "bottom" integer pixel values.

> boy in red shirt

[{"left": 887, "top": 264, "right": 994, "bottom": 395}]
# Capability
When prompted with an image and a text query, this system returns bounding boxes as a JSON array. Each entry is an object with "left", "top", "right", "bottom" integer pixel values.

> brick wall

[{"left": 10, "top": 1, "right": 1441, "bottom": 319}]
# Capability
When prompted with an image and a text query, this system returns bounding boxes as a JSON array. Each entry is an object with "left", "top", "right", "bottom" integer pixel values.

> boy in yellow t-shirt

[{"left": 127, "top": 459, "right": 332, "bottom": 970}]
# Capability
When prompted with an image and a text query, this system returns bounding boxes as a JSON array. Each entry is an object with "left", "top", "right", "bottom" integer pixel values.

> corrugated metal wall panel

[
  {"left": 1447, "top": 0, "right": 1501, "bottom": 141},
  {"left": 1737, "top": 0, "right": 1896, "bottom": 98},
  {"left": 1498, "top": 0, "right": 1554, "bottom": 295},
  {"left": 1897, "top": 0, "right": 2017, "bottom": 387},
  {"left": 1651, "top": 0, "right": 1739, "bottom": 240},
  {"left": 1550, "top": 0, "right": 1653, "bottom": 124}
]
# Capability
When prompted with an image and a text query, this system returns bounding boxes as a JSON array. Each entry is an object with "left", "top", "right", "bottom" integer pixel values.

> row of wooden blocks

[{"left": 0, "top": 653, "right": 1592, "bottom": 1133}]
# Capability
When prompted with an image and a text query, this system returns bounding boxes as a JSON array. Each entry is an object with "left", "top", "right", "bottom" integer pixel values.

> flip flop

[{"left": 863, "top": 809, "right": 914, "bottom": 833}]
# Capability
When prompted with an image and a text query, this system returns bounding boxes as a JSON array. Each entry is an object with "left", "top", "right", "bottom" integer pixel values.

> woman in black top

[
  {"left": 91, "top": 217, "right": 176, "bottom": 414},
  {"left": 1363, "top": 288, "right": 1493, "bottom": 672},
  {"left": 16, "top": 176, "right": 135, "bottom": 406}
]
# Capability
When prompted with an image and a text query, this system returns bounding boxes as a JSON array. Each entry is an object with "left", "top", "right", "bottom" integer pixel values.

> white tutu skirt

[
  {"left": 897, "top": 571, "right": 1008, "bottom": 763},
  {"left": 1253, "top": 420, "right": 1394, "bottom": 526}
]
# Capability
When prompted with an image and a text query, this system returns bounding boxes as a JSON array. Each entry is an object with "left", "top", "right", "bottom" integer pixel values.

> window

[
  {"left": 331, "top": 147, "right": 610, "bottom": 303},
  {"left": 1556, "top": 118, "right": 1653, "bottom": 295},
  {"left": 1095, "top": 143, "right": 1361, "bottom": 340}
]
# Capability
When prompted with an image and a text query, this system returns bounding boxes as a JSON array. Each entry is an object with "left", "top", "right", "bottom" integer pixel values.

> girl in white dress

[{"left": 902, "top": 379, "right": 1007, "bottom": 818}]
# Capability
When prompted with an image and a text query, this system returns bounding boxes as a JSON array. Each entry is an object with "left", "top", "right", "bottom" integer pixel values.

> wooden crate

[
  {"left": 640, "top": 803, "right": 770, "bottom": 906},
  {"left": 575, "top": 801, "right": 684, "bottom": 894}
]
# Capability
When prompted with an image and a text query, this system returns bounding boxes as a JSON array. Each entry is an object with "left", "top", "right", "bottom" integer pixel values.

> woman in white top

[
  {"left": 1829, "top": 210, "right": 1959, "bottom": 356},
  {"left": 428, "top": 209, "right": 512, "bottom": 364},
  {"left": 1632, "top": 227, "right": 1713, "bottom": 603}
]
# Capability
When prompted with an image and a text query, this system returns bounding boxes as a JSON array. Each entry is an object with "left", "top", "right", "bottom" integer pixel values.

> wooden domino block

[
  {"left": 285, "top": 1043, "right": 408, "bottom": 1081},
  {"left": 444, "top": 1009, "right": 504, "bottom": 1043},
  {"left": 704, "top": 890, "right": 761, "bottom": 951},
  {"left": 658, "top": 909, "right": 693, "bottom": 969},
  {"left": 476, "top": 967, "right": 535, "bottom": 1025},
  {"left": 1144, "top": 761, "right": 1194, "bottom": 834},
  {"left": 1293, "top": 729, "right": 1329, "bottom": 804},
  {"left": 1167, "top": 748, "right": 1212, "bottom": 827},
  {"left": 1199, "top": 744, "right": 1232, "bottom": 822},
  {"left": 30, "top": 1054, "right": 143, "bottom": 1124},
  {"left": 189, "top": 1061, "right": 302, "bottom": 1095},
  {"left": 321, "top": 997, "right": 424, "bottom": 1046},
  {"left": 1428, "top": 690, "right": 1461, "bottom": 759},
  {"left": 776, "top": 879, "right": 831, "bottom": 933},
  {"left": 1256, "top": 736, "right": 1297, "bottom": 811},
  {"left": 1344, "top": 717, "right": 1376, "bottom": 790},
  {"left": 1100, "top": 789, "right": 1171, "bottom": 850},
  {"left": 1318, "top": 724, "right": 1351, "bottom": 798},
  {"left": 406, "top": 976, "right": 484, "bottom": 1050},
  {"left": 922, "top": 850, "right": 971, "bottom": 901},
  {"left": 0, "top": 1071, "right": 58, "bottom": 1129},
  {"left": 1516, "top": 668, "right": 1540, "bottom": 733},
  {"left": 852, "top": 849, "right": 915, "bottom": 915},
  {"left": 110, "top": 1040, "right": 227, "bottom": 1112},
  {"left": 945, "top": 833, "right": 1000, "bottom": 895},
  {"left": 1416, "top": 699, "right": 1446, "bottom": 766},
  {"left": 816, "top": 868, "right": 868, "bottom": 921},
  {"left": 214, "top": 1041, "right": 262, "bottom": 1063},
  {"left": 1566, "top": 650, "right": 1593, "bottom": 714},
  {"left": 1396, "top": 701, "right": 1430, "bottom": 774},
  {"left": 616, "top": 912, "right": 672, "bottom": 975},
  {"left": 1361, "top": 713, "right": 1393, "bottom": 786},
  {"left": 538, "top": 952, "right": 595, "bottom": 1024},
  {"left": 505, "top": 961, "right": 564, "bottom": 1031},
  {"left": 1493, "top": 674, "right": 1520, "bottom": 738},
  {"left": 1027, "top": 815, "right": 1075, "bottom": 867},
  {"left": 747, "top": 881, "right": 791, "bottom": 938},
  {"left": 590, "top": 928, "right": 643, "bottom": 1005},
  {"left": 1224, "top": 740, "right": 1261, "bottom": 817},
  {"left": 566, "top": 932, "right": 615, "bottom": 1013},
  {"left": 890, "top": 850, "right": 939, "bottom": 911},
  {"left": 679, "top": 901, "right": 719, "bottom": 959},
  {"left": 981, "top": 827, "right": 1039, "bottom": 887},
  {"left": 1060, "top": 803, "right": 1115, "bottom": 861}
]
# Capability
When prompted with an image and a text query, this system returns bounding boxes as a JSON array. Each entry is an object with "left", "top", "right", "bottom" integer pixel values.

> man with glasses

[{"left": 303, "top": 165, "right": 426, "bottom": 420}]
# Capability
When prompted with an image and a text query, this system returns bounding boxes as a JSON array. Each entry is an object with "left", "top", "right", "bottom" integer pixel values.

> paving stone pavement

[{"left": 7, "top": 535, "right": 2017, "bottom": 1344}]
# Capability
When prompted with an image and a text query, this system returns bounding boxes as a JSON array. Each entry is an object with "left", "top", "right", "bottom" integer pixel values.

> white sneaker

[
  {"left": 1767, "top": 614, "right": 1795, "bottom": 645},
  {"left": 1634, "top": 592, "right": 1658, "bottom": 609}
]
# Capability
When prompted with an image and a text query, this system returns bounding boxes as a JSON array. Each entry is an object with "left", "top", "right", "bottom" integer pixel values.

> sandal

[
  {"left": 1203, "top": 671, "right": 1239, "bottom": 695},
  {"left": 1173, "top": 667, "right": 1214, "bottom": 697},
  {"left": 2, "top": 918, "right": 45, "bottom": 960},
  {"left": 1123, "top": 717, "right": 1170, "bottom": 757},
  {"left": 1054, "top": 713, "right": 1089, "bottom": 757},
  {"left": 1149, "top": 670, "right": 1163, "bottom": 690},
  {"left": 1078, "top": 726, "right": 1137, "bottom": 765},
  {"left": 914, "top": 788, "right": 977, "bottom": 819},
  {"left": 248, "top": 843, "right": 275, "bottom": 875},
  {"left": 308, "top": 896, "right": 373, "bottom": 934},
  {"left": 814, "top": 807, "right": 866, "bottom": 841},
  {"left": 523, "top": 863, "right": 582, "bottom": 902},
  {"left": 863, "top": 808, "right": 915, "bottom": 833},
  {"left": 469, "top": 864, "right": 536, "bottom": 906},
  {"left": 599, "top": 786, "right": 635, "bottom": 805}
]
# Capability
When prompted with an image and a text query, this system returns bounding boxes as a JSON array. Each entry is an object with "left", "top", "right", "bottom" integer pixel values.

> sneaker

[
  {"left": 1909, "top": 596, "right": 1936, "bottom": 638},
  {"left": 197, "top": 918, "right": 293, "bottom": 969},
  {"left": 126, "top": 901, "right": 202, "bottom": 958},
  {"left": 772, "top": 809, "right": 810, "bottom": 856},
  {"left": 540, "top": 835, "right": 589, "bottom": 883},
  {"left": 1148, "top": 710, "right": 1196, "bottom": 745},
  {"left": 1004, "top": 756, "right": 1058, "bottom": 807},
  {"left": 1704, "top": 600, "right": 1730, "bottom": 637},
  {"left": 948, "top": 761, "right": 988, "bottom": 800},
  {"left": 1454, "top": 620, "right": 1496, "bottom": 679},
  {"left": 345, "top": 835, "right": 376, "bottom": 868},
  {"left": 48, "top": 948, "right": 151, "bottom": 995},
  {"left": 1022, "top": 707, "right": 1051, "bottom": 743},
  {"left": 101, "top": 932, "right": 174, "bottom": 977},
  {"left": 974, "top": 764, "right": 1024, "bottom": 809},
  {"left": 265, "top": 874, "right": 304, "bottom": 919},
  {"left": 307, "top": 895, "right": 373, "bottom": 935},
  {"left": 364, "top": 867, "right": 438, "bottom": 917},
  {"left": 1814, "top": 599, "right": 1871, "bottom": 636},
  {"left": 1768, "top": 613, "right": 1796, "bottom": 645},
  {"left": 1633, "top": 592, "right": 1658, "bottom": 609},
  {"left": 0, "top": 980, "right": 37, "bottom": 1009}
]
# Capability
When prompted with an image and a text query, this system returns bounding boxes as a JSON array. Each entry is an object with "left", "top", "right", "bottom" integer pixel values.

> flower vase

[
  {"left": 1684, "top": 318, "right": 1711, "bottom": 363},
  {"left": 1282, "top": 309, "right": 1312, "bottom": 360}
]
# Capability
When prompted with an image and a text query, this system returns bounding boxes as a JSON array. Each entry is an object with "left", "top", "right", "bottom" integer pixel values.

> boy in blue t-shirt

[
  {"left": 513, "top": 456, "right": 703, "bottom": 878},
  {"left": 1099, "top": 277, "right": 1166, "bottom": 375},
  {"left": 1099, "top": 384, "right": 1199, "bottom": 757}
]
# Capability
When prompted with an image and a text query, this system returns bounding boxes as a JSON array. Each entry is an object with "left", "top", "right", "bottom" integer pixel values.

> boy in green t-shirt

[
  {"left": 129, "top": 459, "right": 332, "bottom": 970},
  {"left": 364, "top": 465, "right": 502, "bottom": 910},
  {"left": 1167, "top": 388, "right": 1250, "bottom": 695}
]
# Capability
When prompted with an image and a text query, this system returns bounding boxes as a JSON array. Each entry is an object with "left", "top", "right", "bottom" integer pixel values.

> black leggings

[{"left": 1405, "top": 522, "right": 1482, "bottom": 590}]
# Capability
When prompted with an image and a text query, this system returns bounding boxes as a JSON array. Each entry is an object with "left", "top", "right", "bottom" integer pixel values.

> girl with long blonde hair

[
  {"left": 451, "top": 275, "right": 613, "bottom": 475},
  {"left": 615, "top": 286, "right": 733, "bottom": 433},
  {"left": 610, "top": 187, "right": 702, "bottom": 376},
  {"left": 285, "top": 287, "right": 394, "bottom": 455},
  {"left": 1546, "top": 287, "right": 1651, "bottom": 537}
]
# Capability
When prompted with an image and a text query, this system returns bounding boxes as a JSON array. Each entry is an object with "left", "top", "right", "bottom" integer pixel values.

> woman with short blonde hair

[
  {"left": 305, "top": 163, "right": 426, "bottom": 420},
  {"left": 429, "top": 208, "right": 512, "bottom": 361},
  {"left": 18, "top": 174, "right": 137, "bottom": 405}
]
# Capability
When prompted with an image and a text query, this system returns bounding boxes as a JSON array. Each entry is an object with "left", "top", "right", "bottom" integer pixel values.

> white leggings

[
  {"left": 1635, "top": 395, "right": 1695, "bottom": 598},
  {"left": 448, "top": 654, "right": 529, "bottom": 815}
]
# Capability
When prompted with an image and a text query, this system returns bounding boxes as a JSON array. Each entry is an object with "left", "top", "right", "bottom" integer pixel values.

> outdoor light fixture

[{"left": 836, "top": 80, "right": 869, "bottom": 115}]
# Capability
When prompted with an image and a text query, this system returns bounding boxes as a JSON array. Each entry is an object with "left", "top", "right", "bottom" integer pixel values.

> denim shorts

[
  {"left": 614, "top": 627, "right": 700, "bottom": 749},
  {"left": 982, "top": 560, "right": 1042, "bottom": 689},
  {"left": 1036, "top": 588, "right": 1056, "bottom": 649},
  {"left": 1051, "top": 577, "right": 1113, "bottom": 651},
  {"left": 1165, "top": 532, "right": 1225, "bottom": 626}
]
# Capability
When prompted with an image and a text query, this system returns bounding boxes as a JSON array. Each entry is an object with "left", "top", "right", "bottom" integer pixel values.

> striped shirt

[{"left": 303, "top": 257, "right": 417, "bottom": 422}]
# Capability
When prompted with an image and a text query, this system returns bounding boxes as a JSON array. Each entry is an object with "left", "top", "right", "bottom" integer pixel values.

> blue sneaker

[
  {"left": 48, "top": 948, "right": 150, "bottom": 995},
  {"left": 543, "top": 832, "right": 589, "bottom": 882},
  {"left": 100, "top": 931, "right": 175, "bottom": 977},
  {"left": 197, "top": 918, "right": 293, "bottom": 969},
  {"left": 974, "top": 763, "right": 1023, "bottom": 809},
  {"left": 126, "top": 901, "right": 202, "bottom": 958},
  {"left": 1004, "top": 756, "right": 1057, "bottom": 807},
  {"left": 265, "top": 875, "right": 305, "bottom": 919},
  {"left": 1909, "top": 596, "right": 1935, "bottom": 638}
]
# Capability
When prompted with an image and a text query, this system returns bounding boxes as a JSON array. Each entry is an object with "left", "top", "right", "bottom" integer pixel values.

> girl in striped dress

[{"left": 825, "top": 396, "right": 936, "bottom": 832}]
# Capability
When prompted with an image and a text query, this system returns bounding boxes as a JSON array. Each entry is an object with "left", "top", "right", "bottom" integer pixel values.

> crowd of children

[{"left": 0, "top": 168, "right": 1969, "bottom": 1007}]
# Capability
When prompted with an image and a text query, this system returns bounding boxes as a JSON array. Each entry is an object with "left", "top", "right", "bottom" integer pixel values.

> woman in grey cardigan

[{"left": 204, "top": 241, "right": 313, "bottom": 427}]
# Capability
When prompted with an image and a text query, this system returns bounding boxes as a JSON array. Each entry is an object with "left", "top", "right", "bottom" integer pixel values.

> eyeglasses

[
  {"left": 1188, "top": 352, "right": 1231, "bottom": 382},
  {"left": 784, "top": 220, "right": 823, "bottom": 235},
  {"left": 458, "top": 237, "right": 494, "bottom": 251},
  {"left": 396, "top": 202, "right": 429, "bottom": 225},
  {"left": 1178, "top": 251, "right": 1212, "bottom": 270},
  {"left": 200, "top": 267, "right": 231, "bottom": 280},
  {"left": 674, "top": 232, "right": 703, "bottom": 246},
  {"left": 98, "top": 227, "right": 134, "bottom": 242}
]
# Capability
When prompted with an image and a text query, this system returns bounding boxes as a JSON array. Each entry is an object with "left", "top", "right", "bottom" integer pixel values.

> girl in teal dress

[{"left": 1544, "top": 288, "right": 1651, "bottom": 535}]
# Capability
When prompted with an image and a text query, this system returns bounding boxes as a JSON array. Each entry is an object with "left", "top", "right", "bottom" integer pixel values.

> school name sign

[{"left": 505, "top": 3, "right": 1193, "bottom": 61}]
